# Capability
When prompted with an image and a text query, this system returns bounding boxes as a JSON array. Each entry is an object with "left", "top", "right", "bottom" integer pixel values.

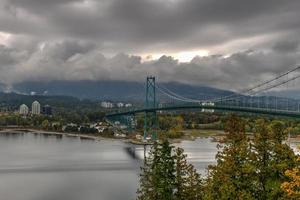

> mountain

[
  {"left": 0, "top": 92, "right": 82, "bottom": 110},
  {"left": 10, "top": 80, "right": 234, "bottom": 101}
]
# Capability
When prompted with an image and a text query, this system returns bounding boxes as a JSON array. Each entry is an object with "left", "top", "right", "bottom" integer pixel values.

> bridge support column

[{"left": 144, "top": 76, "right": 158, "bottom": 141}]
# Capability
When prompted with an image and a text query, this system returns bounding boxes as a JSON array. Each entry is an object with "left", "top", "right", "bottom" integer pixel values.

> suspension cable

[
  {"left": 211, "top": 65, "right": 300, "bottom": 102},
  {"left": 156, "top": 84, "right": 202, "bottom": 103}
]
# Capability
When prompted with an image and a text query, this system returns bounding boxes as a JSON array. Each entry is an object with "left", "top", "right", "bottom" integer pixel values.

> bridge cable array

[
  {"left": 150, "top": 66, "right": 300, "bottom": 114},
  {"left": 155, "top": 84, "right": 202, "bottom": 103},
  {"left": 211, "top": 65, "right": 300, "bottom": 103},
  {"left": 152, "top": 65, "right": 300, "bottom": 111}
]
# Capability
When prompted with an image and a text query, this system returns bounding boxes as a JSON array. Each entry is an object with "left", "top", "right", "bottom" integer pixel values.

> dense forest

[{"left": 137, "top": 115, "right": 300, "bottom": 200}]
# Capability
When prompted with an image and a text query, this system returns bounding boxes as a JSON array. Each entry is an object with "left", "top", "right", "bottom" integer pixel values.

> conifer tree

[
  {"left": 252, "top": 119, "right": 298, "bottom": 200},
  {"left": 174, "top": 148, "right": 203, "bottom": 200},
  {"left": 252, "top": 119, "right": 273, "bottom": 200},
  {"left": 204, "top": 115, "right": 255, "bottom": 200},
  {"left": 137, "top": 141, "right": 203, "bottom": 200},
  {"left": 137, "top": 144, "right": 157, "bottom": 200},
  {"left": 270, "top": 120, "right": 298, "bottom": 199},
  {"left": 184, "top": 163, "right": 203, "bottom": 200},
  {"left": 137, "top": 141, "right": 176, "bottom": 200}
]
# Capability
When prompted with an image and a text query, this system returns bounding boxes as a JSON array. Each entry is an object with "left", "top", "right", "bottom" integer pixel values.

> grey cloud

[
  {"left": 0, "top": 40, "right": 299, "bottom": 91},
  {"left": 0, "top": 45, "right": 28, "bottom": 66},
  {"left": 0, "top": 0, "right": 300, "bottom": 90},
  {"left": 1, "top": 0, "right": 300, "bottom": 53},
  {"left": 273, "top": 40, "right": 299, "bottom": 53}
]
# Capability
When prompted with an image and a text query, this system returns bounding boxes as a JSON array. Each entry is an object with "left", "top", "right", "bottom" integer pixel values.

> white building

[
  {"left": 201, "top": 102, "right": 215, "bottom": 106},
  {"left": 125, "top": 103, "right": 132, "bottom": 108},
  {"left": 101, "top": 101, "right": 114, "bottom": 108},
  {"left": 117, "top": 102, "right": 124, "bottom": 108},
  {"left": 32, "top": 101, "right": 41, "bottom": 115},
  {"left": 19, "top": 104, "right": 29, "bottom": 115}
]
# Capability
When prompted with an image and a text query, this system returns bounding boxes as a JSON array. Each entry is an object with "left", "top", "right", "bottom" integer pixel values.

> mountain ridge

[{"left": 8, "top": 80, "right": 235, "bottom": 101}]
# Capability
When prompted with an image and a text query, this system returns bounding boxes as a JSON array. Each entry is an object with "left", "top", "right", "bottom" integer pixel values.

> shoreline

[
  {"left": 1, "top": 128, "right": 300, "bottom": 144},
  {"left": 0, "top": 128, "right": 127, "bottom": 142}
]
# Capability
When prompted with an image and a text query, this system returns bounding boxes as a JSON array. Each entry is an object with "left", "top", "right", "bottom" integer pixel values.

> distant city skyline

[
  {"left": 20, "top": 101, "right": 53, "bottom": 115},
  {"left": 0, "top": 1, "right": 300, "bottom": 90}
]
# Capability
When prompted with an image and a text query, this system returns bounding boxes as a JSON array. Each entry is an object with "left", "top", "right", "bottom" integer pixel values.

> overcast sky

[{"left": 0, "top": 0, "right": 300, "bottom": 90}]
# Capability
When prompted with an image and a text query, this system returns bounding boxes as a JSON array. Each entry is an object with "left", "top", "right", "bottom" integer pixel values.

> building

[
  {"left": 116, "top": 102, "right": 124, "bottom": 108},
  {"left": 125, "top": 103, "right": 132, "bottom": 108},
  {"left": 101, "top": 101, "right": 114, "bottom": 108},
  {"left": 42, "top": 105, "right": 52, "bottom": 115},
  {"left": 31, "top": 101, "right": 41, "bottom": 115},
  {"left": 19, "top": 104, "right": 29, "bottom": 115}
]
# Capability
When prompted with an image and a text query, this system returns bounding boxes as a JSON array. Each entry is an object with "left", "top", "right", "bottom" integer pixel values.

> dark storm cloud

[
  {"left": 2, "top": 0, "right": 300, "bottom": 51},
  {"left": 0, "top": 0, "right": 300, "bottom": 90},
  {"left": 1, "top": 40, "right": 299, "bottom": 91},
  {"left": 273, "top": 40, "right": 300, "bottom": 53}
]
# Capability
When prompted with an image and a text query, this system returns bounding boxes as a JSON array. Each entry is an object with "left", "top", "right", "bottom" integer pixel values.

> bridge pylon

[{"left": 144, "top": 76, "right": 158, "bottom": 141}]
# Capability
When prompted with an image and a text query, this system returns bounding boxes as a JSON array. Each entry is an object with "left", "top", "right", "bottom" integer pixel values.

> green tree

[
  {"left": 174, "top": 148, "right": 203, "bottom": 200},
  {"left": 265, "top": 120, "right": 297, "bottom": 199},
  {"left": 252, "top": 119, "right": 272, "bottom": 200},
  {"left": 204, "top": 115, "right": 255, "bottom": 200},
  {"left": 137, "top": 141, "right": 176, "bottom": 200},
  {"left": 137, "top": 141, "right": 203, "bottom": 200}
]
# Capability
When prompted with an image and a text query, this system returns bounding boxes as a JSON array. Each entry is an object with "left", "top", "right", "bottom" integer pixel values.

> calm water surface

[{"left": 0, "top": 133, "right": 218, "bottom": 200}]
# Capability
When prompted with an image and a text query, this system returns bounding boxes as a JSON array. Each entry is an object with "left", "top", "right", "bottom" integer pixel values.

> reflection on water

[{"left": 0, "top": 133, "right": 218, "bottom": 200}]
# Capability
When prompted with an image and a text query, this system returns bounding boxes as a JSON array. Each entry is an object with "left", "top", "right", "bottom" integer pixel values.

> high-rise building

[
  {"left": 42, "top": 105, "right": 52, "bottom": 115},
  {"left": 32, "top": 101, "right": 41, "bottom": 115},
  {"left": 19, "top": 104, "right": 29, "bottom": 115}
]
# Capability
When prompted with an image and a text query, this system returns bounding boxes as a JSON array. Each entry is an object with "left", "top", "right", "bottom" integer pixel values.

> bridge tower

[{"left": 144, "top": 76, "right": 158, "bottom": 141}]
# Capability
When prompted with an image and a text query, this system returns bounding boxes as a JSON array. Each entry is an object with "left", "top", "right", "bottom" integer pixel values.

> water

[{"left": 0, "top": 133, "right": 218, "bottom": 200}]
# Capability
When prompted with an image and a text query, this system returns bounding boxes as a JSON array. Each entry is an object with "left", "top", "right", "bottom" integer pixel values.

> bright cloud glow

[
  {"left": 0, "top": 32, "right": 12, "bottom": 46},
  {"left": 175, "top": 50, "right": 209, "bottom": 62},
  {"left": 141, "top": 50, "right": 209, "bottom": 62}
]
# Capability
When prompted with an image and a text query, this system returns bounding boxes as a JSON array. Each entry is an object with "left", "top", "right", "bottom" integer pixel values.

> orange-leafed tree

[{"left": 281, "top": 153, "right": 300, "bottom": 200}]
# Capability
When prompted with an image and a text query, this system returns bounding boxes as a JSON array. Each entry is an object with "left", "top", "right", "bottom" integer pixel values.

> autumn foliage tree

[
  {"left": 281, "top": 150, "right": 300, "bottom": 200},
  {"left": 137, "top": 115, "right": 299, "bottom": 200}
]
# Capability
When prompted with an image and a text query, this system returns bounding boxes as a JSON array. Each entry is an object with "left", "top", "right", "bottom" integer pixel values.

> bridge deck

[{"left": 106, "top": 105, "right": 300, "bottom": 118}]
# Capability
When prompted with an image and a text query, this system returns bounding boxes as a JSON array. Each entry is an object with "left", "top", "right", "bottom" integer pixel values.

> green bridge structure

[{"left": 106, "top": 66, "right": 300, "bottom": 140}]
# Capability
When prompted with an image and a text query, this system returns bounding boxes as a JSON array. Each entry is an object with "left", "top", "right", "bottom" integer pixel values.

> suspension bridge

[{"left": 106, "top": 65, "right": 300, "bottom": 140}]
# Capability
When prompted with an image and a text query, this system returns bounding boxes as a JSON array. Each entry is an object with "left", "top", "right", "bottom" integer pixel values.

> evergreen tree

[
  {"left": 252, "top": 119, "right": 273, "bottom": 200},
  {"left": 137, "top": 141, "right": 203, "bottom": 200},
  {"left": 137, "top": 116, "right": 299, "bottom": 200},
  {"left": 204, "top": 115, "right": 255, "bottom": 200},
  {"left": 268, "top": 120, "right": 297, "bottom": 199},
  {"left": 137, "top": 141, "right": 176, "bottom": 200},
  {"left": 174, "top": 147, "right": 189, "bottom": 200},
  {"left": 252, "top": 119, "right": 298, "bottom": 200},
  {"left": 174, "top": 148, "right": 203, "bottom": 200},
  {"left": 184, "top": 163, "right": 203, "bottom": 200}
]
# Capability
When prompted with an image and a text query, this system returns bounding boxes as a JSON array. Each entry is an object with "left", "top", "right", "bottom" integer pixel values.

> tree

[
  {"left": 204, "top": 115, "right": 255, "bottom": 200},
  {"left": 262, "top": 120, "right": 297, "bottom": 199},
  {"left": 174, "top": 148, "right": 203, "bottom": 200},
  {"left": 41, "top": 119, "right": 49, "bottom": 130},
  {"left": 137, "top": 141, "right": 176, "bottom": 200},
  {"left": 137, "top": 115, "right": 299, "bottom": 200},
  {"left": 137, "top": 141, "right": 203, "bottom": 200},
  {"left": 281, "top": 148, "right": 300, "bottom": 200},
  {"left": 252, "top": 119, "right": 273, "bottom": 200}
]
